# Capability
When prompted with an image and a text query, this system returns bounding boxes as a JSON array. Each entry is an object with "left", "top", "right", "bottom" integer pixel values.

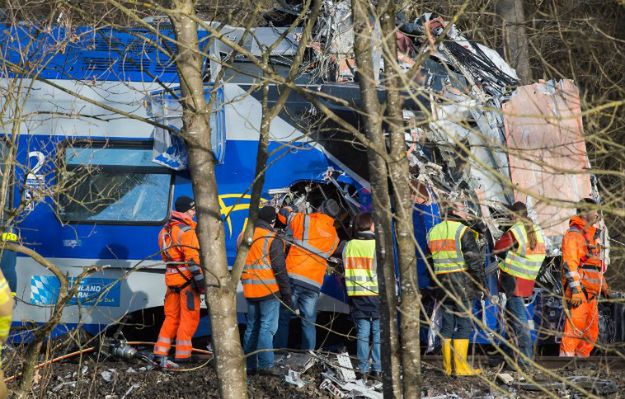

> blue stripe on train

[
  {"left": 15, "top": 136, "right": 331, "bottom": 261},
  {"left": 0, "top": 25, "right": 206, "bottom": 83}
]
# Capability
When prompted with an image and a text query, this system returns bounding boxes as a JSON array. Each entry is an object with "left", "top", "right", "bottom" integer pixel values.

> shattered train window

[{"left": 59, "top": 145, "right": 172, "bottom": 224}]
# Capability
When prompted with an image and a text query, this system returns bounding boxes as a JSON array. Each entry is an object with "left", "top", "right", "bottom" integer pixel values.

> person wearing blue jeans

[
  {"left": 428, "top": 208, "right": 485, "bottom": 377},
  {"left": 243, "top": 298, "right": 281, "bottom": 371},
  {"left": 494, "top": 202, "right": 546, "bottom": 369},
  {"left": 240, "top": 206, "right": 292, "bottom": 375},
  {"left": 356, "top": 317, "right": 381, "bottom": 374},
  {"left": 505, "top": 296, "right": 533, "bottom": 367},
  {"left": 274, "top": 284, "right": 319, "bottom": 350},
  {"left": 273, "top": 200, "right": 340, "bottom": 350},
  {"left": 342, "top": 213, "right": 381, "bottom": 377}
]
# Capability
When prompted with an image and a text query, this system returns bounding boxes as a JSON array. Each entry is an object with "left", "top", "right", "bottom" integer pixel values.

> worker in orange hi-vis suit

[
  {"left": 560, "top": 198, "right": 610, "bottom": 358},
  {"left": 154, "top": 196, "right": 205, "bottom": 364}
]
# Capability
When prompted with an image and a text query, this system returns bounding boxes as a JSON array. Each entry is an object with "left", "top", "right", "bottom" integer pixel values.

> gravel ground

[
  {"left": 5, "top": 353, "right": 625, "bottom": 398},
  {"left": 7, "top": 357, "right": 334, "bottom": 399}
]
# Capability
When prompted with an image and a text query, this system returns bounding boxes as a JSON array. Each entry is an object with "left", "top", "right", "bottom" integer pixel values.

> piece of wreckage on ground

[{"left": 1, "top": 0, "right": 623, "bottom": 373}]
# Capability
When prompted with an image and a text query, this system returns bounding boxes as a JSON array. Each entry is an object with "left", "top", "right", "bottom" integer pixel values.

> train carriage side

[
  {"left": 0, "top": 23, "right": 563, "bottom": 348},
  {"left": 0, "top": 83, "right": 355, "bottom": 341}
]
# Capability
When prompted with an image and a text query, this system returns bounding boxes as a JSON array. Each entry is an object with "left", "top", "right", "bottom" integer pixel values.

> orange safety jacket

[
  {"left": 158, "top": 211, "right": 200, "bottom": 288},
  {"left": 561, "top": 215, "right": 608, "bottom": 297},
  {"left": 281, "top": 212, "right": 339, "bottom": 291},
  {"left": 241, "top": 227, "right": 280, "bottom": 299}
]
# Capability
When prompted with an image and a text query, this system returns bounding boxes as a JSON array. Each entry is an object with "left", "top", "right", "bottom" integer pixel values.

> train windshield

[{"left": 59, "top": 145, "right": 172, "bottom": 224}]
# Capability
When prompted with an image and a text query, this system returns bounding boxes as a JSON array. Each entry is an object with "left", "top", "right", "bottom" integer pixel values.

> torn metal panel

[
  {"left": 319, "top": 378, "right": 348, "bottom": 398},
  {"left": 428, "top": 102, "right": 513, "bottom": 233},
  {"left": 324, "top": 0, "right": 353, "bottom": 55},
  {"left": 284, "top": 369, "right": 307, "bottom": 388},
  {"left": 428, "top": 117, "right": 510, "bottom": 205},
  {"left": 340, "top": 381, "right": 383, "bottom": 399},
  {"left": 502, "top": 79, "right": 593, "bottom": 253},
  {"left": 147, "top": 86, "right": 226, "bottom": 168},
  {"left": 211, "top": 25, "right": 303, "bottom": 57},
  {"left": 274, "top": 351, "right": 318, "bottom": 373},
  {"left": 335, "top": 352, "right": 357, "bottom": 381},
  {"left": 321, "top": 370, "right": 383, "bottom": 399}
]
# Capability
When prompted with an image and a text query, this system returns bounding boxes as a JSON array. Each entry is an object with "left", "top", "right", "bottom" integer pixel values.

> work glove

[
  {"left": 568, "top": 292, "right": 585, "bottom": 307},
  {"left": 188, "top": 263, "right": 206, "bottom": 295},
  {"left": 601, "top": 286, "right": 612, "bottom": 300}
]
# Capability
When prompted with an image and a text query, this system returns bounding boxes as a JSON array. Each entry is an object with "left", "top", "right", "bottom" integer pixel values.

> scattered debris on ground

[
  {"left": 6, "top": 347, "right": 625, "bottom": 398},
  {"left": 276, "top": 351, "right": 382, "bottom": 398}
]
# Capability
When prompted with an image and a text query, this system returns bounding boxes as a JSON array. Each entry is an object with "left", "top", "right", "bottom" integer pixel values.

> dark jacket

[
  {"left": 343, "top": 231, "right": 380, "bottom": 320},
  {"left": 495, "top": 230, "right": 536, "bottom": 298},
  {"left": 247, "top": 220, "right": 292, "bottom": 308},
  {"left": 433, "top": 215, "right": 486, "bottom": 301}
]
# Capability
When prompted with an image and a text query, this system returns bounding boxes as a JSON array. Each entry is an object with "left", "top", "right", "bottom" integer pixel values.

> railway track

[
  {"left": 185, "top": 350, "right": 625, "bottom": 369},
  {"left": 422, "top": 355, "right": 625, "bottom": 369}
]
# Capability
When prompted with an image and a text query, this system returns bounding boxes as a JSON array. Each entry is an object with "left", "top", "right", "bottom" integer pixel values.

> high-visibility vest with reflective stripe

[
  {"left": 285, "top": 213, "right": 339, "bottom": 289},
  {"left": 159, "top": 223, "right": 194, "bottom": 286},
  {"left": 427, "top": 220, "right": 468, "bottom": 275},
  {"left": 567, "top": 226, "right": 604, "bottom": 295},
  {"left": 0, "top": 274, "right": 11, "bottom": 342},
  {"left": 499, "top": 222, "right": 546, "bottom": 280},
  {"left": 241, "top": 227, "right": 280, "bottom": 299},
  {"left": 342, "top": 238, "right": 378, "bottom": 297}
]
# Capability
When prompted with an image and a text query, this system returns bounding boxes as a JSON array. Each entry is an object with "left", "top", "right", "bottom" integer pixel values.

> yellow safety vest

[
  {"left": 0, "top": 272, "right": 11, "bottom": 367},
  {"left": 342, "top": 239, "right": 378, "bottom": 296},
  {"left": 427, "top": 220, "right": 469, "bottom": 275},
  {"left": 499, "top": 222, "right": 546, "bottom": 280}
]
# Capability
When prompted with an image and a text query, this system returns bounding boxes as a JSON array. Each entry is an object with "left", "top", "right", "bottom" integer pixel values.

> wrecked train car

[
  {"left": 0, "top": 23, "right": 362, "bottom": 342},
  {"left": 260, "top": 8, "right": 611, "bottom": 344},
  {"left": 0, "top": 8, "right": 612, "bottom": 347}
]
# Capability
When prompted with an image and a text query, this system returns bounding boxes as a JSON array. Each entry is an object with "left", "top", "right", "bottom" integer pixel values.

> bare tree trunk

[
  {"left": 351, "top": 0, "right": 402, "bottom": 397},
  {"left": 378, "top": 1, "right": 422, "bottom": 397},
  {"left": 170, "top": 1, "right": 247, "bottom": 398},
  {"left": 496, "top": 0, "right": 532, "bottom": 83}
]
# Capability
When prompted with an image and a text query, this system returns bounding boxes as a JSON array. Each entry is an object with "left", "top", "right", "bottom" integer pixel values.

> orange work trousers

[
  {"left": 153, "top": 284, "right": 200, "bottom": 359},
  {"left": 560, "top": 296, "right": 599, "bottom": 357}
]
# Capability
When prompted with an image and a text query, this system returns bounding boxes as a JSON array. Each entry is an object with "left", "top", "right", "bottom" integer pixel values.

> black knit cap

[
  {"left": 175, "top": 196, "right": 195, "bottom": 213},
  {"left": 258, "top": 206, "right": 276, "bottom": 224}
]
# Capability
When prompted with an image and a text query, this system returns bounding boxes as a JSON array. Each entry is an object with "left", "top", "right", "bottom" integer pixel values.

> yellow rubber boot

[
  {"left": 453, "top": 339, "right": 481, "bottom": 376},
  {"left": 442, "top": 339, "right": 453, "bottom": 375}
]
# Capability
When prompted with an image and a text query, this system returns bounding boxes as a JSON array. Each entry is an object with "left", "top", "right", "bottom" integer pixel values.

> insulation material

[{"left": 503, "top": 80, "right": 592, "bottom": 244}]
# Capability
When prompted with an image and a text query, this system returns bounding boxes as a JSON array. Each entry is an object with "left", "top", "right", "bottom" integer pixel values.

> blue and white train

[{"left": 0, "top": 22, "right": 577, "bottom": 347}]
